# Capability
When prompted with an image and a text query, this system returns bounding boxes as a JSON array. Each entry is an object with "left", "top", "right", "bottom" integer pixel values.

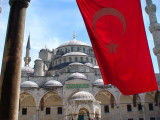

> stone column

[
  {"left": 72, "top": 114, "right": 78, "bottom": 120},
  {"left": 116, "top": 105, "right": 120, "bottom": 120},
  {"left": 36, "top": 109, "right": 39, "bottom": 120},
  {"left": 145, "top": 0, "right": 160, "bottom": 72},
  {"left": 141, "top": 103, "right": 146, "bottom": 120},
  {"left": 0, "top": 0, "right": 30, "bottom": 119}
]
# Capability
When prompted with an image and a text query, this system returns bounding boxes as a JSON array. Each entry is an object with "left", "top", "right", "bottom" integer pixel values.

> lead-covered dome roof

[
  {"left": 67, "top": 72, "right": 87, "bottom": 80},
  {"left": 21, "top": 81, "right": 39, "bottom": 88},
  {"left": 44, "top": 80, "right": 63, "bottom": 87},
  {"left": 58, "top": 39, "right": 90, "bottom": 48},
  {"left": 84, "top": 63, "right": 94, "bottom": 68},
  {"left": 70, "top": 91, "right": 95, "bottom": 101},
  {"left": 93, "top": 79, "right": 104, "bottom": 86},
  {"left": 63, "top": 52, "right": 87, "bottom": 57},
  {"left": 21, "top": 67, "right": 34, "bottom": 73},
  {"left": 69, "top": 62, "right": 84, "bottom": 66}
]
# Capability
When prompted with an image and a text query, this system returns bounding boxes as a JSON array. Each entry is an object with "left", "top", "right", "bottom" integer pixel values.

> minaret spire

[
  {"left": 145, "top": 0, "right": 160, "bottom": 72},
  {"left": 24, "top": 33, "right": 31, "bottom": 67},
  {"left": 73, "top": 32, "right": 76, "bottom": 39},
  {"left": 26, "top": 32, "right": 30, "bottom": 49}
]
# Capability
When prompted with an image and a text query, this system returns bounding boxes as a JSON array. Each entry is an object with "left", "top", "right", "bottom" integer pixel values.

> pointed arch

[
  {"left": 39, "top": 91, "right": 63, "bottom": 111},
  {"left": 94, "top": 89, "right": 116, "bottom": 106},
  {"left": 19, "top": 92, "right": 37, "bottom": 118},
  {"left": 133, "top": 94, "right": 141, "bottom": 107}
]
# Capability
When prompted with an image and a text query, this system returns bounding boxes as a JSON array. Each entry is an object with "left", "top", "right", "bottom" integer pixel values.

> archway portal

[{"left": 78, "top": 108, "right": 89, "bottom": 120}]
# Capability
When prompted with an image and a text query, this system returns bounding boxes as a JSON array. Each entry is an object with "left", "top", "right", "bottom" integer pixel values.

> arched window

[
  {"left": 63, "top": 58, "right": 66, "bottom": 63},
  {"left": 59, "top": 59, "right": 61, "bottom": 64},
  {"left": 80, "top": 57, "right": 83, "bottom": 62},
  {"left": 77, "top": 47, "right": 80, "bottom": 52},
  {"left": 86, "top": 57, "right": 89, "bottom": 62},
  {"left": 75, "top": 57, "right": 78, "bottom": 62},
  {"left": 71, "top": 47, "right": 73, "bottom": 52},
  {"left": 68, "top": 68, "right": 70, "bottom": 72},
  {"left": 65, "top": 48, "right": 67, "bottom": 53},
  {"left": 69, "top": 57, "right": 72, "bottom": 62},
  {"left": 91, "top": 58, "right": 93, "bottom": 63},
  {"left": 83, "top": 48, "right": 85, "bottom": 53}
]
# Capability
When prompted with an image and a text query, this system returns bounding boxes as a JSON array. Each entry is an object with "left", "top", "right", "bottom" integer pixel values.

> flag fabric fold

[{"left": 76, "top": 0, "right": 158, "bottom": 95}]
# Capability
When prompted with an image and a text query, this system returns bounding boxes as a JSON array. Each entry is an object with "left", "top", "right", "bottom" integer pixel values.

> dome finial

[{"left": 73, "top": 32, "right": 76, "bottom": 39}]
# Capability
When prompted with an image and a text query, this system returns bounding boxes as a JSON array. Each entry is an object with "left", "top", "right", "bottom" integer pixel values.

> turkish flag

[{"left": 76, "top": 0, "right": 158, "bottom": 95}]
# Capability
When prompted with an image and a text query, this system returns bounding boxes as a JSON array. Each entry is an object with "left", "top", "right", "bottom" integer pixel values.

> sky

[{"left": 0, "top": 0, "right": 160, "bottom": 74}]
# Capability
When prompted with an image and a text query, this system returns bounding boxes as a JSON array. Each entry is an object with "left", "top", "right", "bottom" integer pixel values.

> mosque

[{"left": 19, "top": 33, "right": 160, "bottom": 120}]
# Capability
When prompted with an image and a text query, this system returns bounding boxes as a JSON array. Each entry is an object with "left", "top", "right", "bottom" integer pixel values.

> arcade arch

[
  {"left": 19, "top": 92, "right": 37, "bottom": 120},
  {"left": 39, "top": 92, "right": 63, "bottom": 119},
  {"left": 95, "top": 90, "right": 115, "bottom": 120}
]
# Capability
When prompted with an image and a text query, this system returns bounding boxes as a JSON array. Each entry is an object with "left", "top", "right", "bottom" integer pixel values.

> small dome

[
  {"left": 67, "top": 73, "right": 87, "bottom": 80},
  {"left": 69, "top": 62, "right": 84, "bottom": 66},
  {"left": 93, "top": 66, "right": 99, "bottom": 69},
  {"left": 63, "top": 52, "right": 87, "bottom": 57},
  {"left": 21, "top": 67, "right": 34, "bottom": 73},
  {"left": 44, "top": 80, "right": 63, "bottom": 87},
  {"left": 58, "top": 39, "right": 90, "bottom": 48},
  {"left": 70, "top": 91, "right": 95, "bottom": 101},
  {"left": 85, "top": 63, "right": 94, "bottom": 68},
  {"left": 35, "top": 58, "right": 42, "bottom": 61},
  {"left": 40, "top": 47, "right": 51, "bottom": 52},
  {"left": 21, "top": 81, "right": 39, "bottom": 88},
  {"left": 93, "top": 79, "right": 104, "bottom": 86}
]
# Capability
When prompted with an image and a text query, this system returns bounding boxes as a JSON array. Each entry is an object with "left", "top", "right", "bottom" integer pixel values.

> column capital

[{"left": 9, "top": 0, "right": 30, "bottom": 8}]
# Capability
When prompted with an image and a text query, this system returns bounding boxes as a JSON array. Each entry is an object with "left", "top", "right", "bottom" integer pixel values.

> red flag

[{"left": 76, "top": 0, "right": 158, "bottom": 95}]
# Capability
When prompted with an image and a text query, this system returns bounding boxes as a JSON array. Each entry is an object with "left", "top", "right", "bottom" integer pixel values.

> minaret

[
  {"left": 73, "top": 32, "right": 76, "bottom": 39},
  {"left": 145, "top": 0, "right": 160, "bottom": 72},
  {"left": 24, "top": 33, "right": 31, "bottom": 67}
]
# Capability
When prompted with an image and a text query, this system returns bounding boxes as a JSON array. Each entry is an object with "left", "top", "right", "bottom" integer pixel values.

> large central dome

[{"left": 58, "top": 39, "right": 90, "bottom": 48}]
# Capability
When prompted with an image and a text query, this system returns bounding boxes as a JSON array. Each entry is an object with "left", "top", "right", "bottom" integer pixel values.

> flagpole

[{"left": 145, "top": 0, "right": 160, "bottom": 72}]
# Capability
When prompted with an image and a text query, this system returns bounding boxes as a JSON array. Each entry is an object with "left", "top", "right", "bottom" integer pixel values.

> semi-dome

[
  {"left": 63, "top": 52, "right": 87, "bottom": 57},
  {"left": 85, "top": 63, "right": 94, "bottom": 68},
  {"left": 70, "top": 91, "right": 95, "bottom": 101},
  {"left": 58, "top": 39, "right": 90, "bottom": 48},
  {"left": 69, "top": 62, "right": 84, "bottom": 66},
  {"left": 44, "top": 80, "right": 63, "bottom": 87},
  {"left": 21, "top": 67, "right": 34, "bottom": 73},
  {"left": 21, "top": 81, "right": 39, "bottom": 88},
  {"left": 93, "top": 79, "right": 104, "bottom": 86},
  {"left": 67, "top": 73, "right": 87, "bottom": 80}
]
